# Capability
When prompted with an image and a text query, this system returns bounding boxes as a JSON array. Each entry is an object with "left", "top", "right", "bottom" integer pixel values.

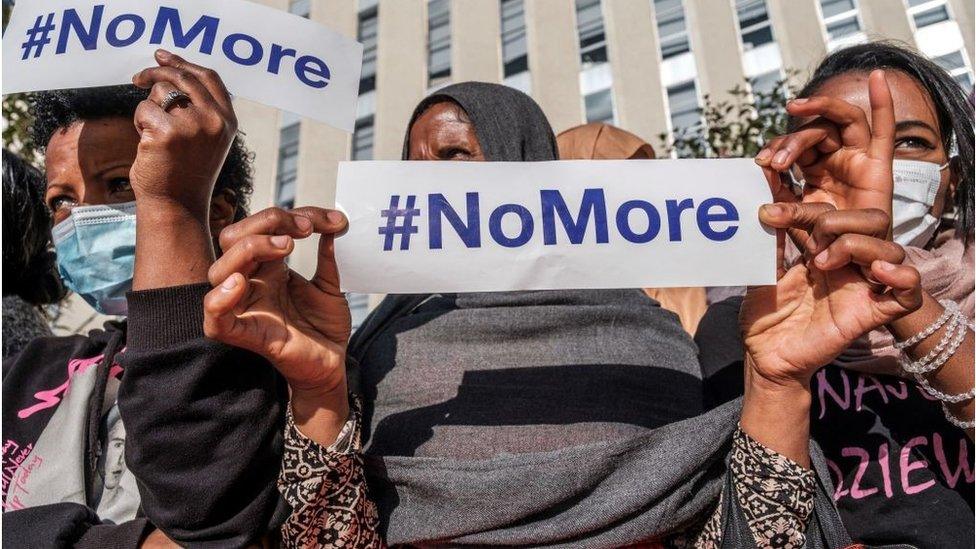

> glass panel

[
  {"left": 359, "top": 9, "right": 378, "bottom": 94},
  {"left": 501, "top": 0, "right": 528, "bottom": 77},
  {"left": 289, "top": 0, "right": 310, "bottom": 17},
  {"left": 347, "top": 292, "right": 370, "bottom": 331},
  {"left": 736, "top": 0, "right": 773, "bottom": 49},
  {"left": 913, "top": 5, "right": 950, "bottom": 27},
  {"left": 825, "top": 16, "right": 860, "bottom": 39},
  {"left": 427, "top": 0, "right": 451, "bottom": 82},
  {"left": 352, "top": 117, "right": 374, "bottom": 161},
  {"left": 668, "top": 81, "right": 700, "bottom": 131},
  {"left": 749, "top": 70, "right": 780, "bottom": 94},
  {"left": 584, "top": 88, "right": 614, "bottom": 123},
  {"left": 934, "top": 50, "right": 965, "bottom": 71},
  {"left": 655, "top": 0, "right": 690, "bottom": 60},
  {"left": 819, "top": 0, "right": 856, "bottom": 19},
  {"left": 576, "top": 0, "right": 607, "bottom": 65},
  {"left": 275, "top": 124, "right": 300, "bottom": 209}
]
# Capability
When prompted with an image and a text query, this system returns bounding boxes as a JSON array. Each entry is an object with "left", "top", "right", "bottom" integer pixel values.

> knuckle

[{"left": 263, "top": 207, "right": 286, "bottom": 225}]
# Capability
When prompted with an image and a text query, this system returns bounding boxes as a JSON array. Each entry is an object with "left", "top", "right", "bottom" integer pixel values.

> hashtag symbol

[
  {"left": 378, "top": 195, "right": 421, "bottom": 251},
  {"left": 21, "top": 13, "right": 56, "bottom": 60}
]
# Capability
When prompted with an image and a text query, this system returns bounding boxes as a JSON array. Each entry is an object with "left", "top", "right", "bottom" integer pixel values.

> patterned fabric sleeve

[
  {"left": 690, "top": 427, "right": 816, "bottom": 549},
  {"left": 278, "top": 398, "right": 385, "bottom": 548}
]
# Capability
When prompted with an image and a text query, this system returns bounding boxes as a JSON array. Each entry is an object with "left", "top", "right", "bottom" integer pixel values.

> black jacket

[{"left": 2, "top": 284, "right": 288, "bottom": 548}]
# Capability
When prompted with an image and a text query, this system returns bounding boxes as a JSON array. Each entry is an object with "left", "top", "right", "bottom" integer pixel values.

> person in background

[
  {"left": 2, "top": 51, "right": 286, "bottom": 548},
  {"left": 2, "top": 149, "right": 66, "bottom": 358},
  {"left": 697, "top": 42, "right": 974, "bottom": 548},
  {"left": 556, "top": 122, "right": 708, "bottom": 334}
]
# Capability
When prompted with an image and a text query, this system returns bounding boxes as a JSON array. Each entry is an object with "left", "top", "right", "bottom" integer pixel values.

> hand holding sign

[
  {"left": 203, "top": 207, "right": 352, "bottom": 446},
  {"left": 741, "top": 201, "right": 922, "bottom": 388},
  {"left": 756, "top": 69, "right": 896, "bottom": 219},
  {"left": 130, "top": 50, "right": 237, "bottom": 219}
]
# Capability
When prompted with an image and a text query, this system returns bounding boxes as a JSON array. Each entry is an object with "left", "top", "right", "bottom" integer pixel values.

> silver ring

[{"left": 159, "top": 89, "right": 190, "bottom": 111}]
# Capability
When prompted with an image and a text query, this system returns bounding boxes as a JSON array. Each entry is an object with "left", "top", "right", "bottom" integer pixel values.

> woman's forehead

[
  {"left": 815, "top": 70, "right": 941, "bottom": 132},
  {"left": 44, "top": 117, "right": 139, "bottom": 178}
]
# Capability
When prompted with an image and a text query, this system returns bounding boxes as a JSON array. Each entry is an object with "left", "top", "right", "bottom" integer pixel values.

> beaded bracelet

[
  {"left": 894, "top": 299, "right": 957, "bottom": 350},
  {"left": 941, "top": 401, "right": 976, "bottom": 430},
  {"left": 900, "top": 311, "right": 968, "bottom": 375},
  {"left": 914, "top": 372, "right": 976, "bottom": 403}
]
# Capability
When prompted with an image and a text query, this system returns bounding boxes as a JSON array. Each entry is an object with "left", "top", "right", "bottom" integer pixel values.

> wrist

[
  {"left": 290, "top": 378, "right": 351, "bottom": 447},
  {"left": 135, "top": 197, "right": 210, "bottom": 226}
]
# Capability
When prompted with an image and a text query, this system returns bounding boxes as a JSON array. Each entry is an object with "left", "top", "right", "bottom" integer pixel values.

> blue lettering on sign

[
  {"left": 615, "top": 200, "right": 661, "bottom": 243},
  {"left": 149, "top": 7, "right": 218, "bottom": 54},
  {"left": 540, "top": 188, "right": 609, "bottom": 245},
  {"left": 696, "top": 197, "right": 739, "bottom": 241},
  {"left": 489, "top": 204, "right": 534, "bottom": 248},
  {"left": 40, "top": 5, "right": 331, "bottom": 90},
  {"left": 56, "top": 6, "right": 104, "bottom": 53},
  {"left": 381, "top": 190, "right": 741, "bottom": 251},
  {"left": 429, "top": 193, "right": 481, "bottom": 249},
  {"left": 106, "top": 14, "right": 146, "bottom": 48}
]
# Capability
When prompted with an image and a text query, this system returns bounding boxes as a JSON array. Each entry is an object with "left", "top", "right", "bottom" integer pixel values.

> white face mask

[{"left": 891, "top": 159, "right": 947, "bottom": 248}]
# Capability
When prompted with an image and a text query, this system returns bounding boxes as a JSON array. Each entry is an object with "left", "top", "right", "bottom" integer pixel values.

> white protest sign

[
  {"left": 334, "top": 160, "right": 776, "bottom": 294},
  {"left": 2, "top": 0, "right": 362, "bottom": 131}
]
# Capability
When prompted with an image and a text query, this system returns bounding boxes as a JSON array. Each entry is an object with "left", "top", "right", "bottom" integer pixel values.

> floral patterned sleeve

[
  {"left": 278, "top": 398, "right": 385, "bottom": 548},
  {"left": 674, "top": 428, "right": 816, "bottom": 549}
]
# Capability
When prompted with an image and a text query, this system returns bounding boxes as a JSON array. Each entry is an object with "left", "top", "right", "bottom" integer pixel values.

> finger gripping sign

[
  {"left": 335, "top": 159, "right": 777, "bottom": 293},
  {"left": 2, "top": 0, "right": 363, "bottom": 132}
]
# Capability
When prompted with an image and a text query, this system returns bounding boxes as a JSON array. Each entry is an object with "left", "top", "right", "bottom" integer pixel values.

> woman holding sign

[
  {"left": 699, "top": 42, "right": 975, "bottom": 548},
  {"left": 200, "top": 79, "right": 925, "bottom": 546}
]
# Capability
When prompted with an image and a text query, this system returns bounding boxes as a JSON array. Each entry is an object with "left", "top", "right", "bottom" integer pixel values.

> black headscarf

[
  {"left": 344, "top": 82, "right": 743, "bottom": 547},
  {"left": 399, "top": 81, "right": 559, "bottom": 162}
]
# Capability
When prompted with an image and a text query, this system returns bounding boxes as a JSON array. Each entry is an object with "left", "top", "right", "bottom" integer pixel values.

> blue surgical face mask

[{"left": 52, "top": 201, "right": 137, "bottom": 316}]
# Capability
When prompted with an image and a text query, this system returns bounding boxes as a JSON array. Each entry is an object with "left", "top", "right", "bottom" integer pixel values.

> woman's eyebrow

[
  {"left": 90, "top": 161, "right": 132, "bottom": 179},
  {"left": 895, "top": 119, "right": 938, "bottom": 134}
]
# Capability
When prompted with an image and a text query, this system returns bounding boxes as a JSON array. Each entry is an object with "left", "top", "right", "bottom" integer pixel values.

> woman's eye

[
  {"left": 107, "top": 177, "right": 133, "bottom": 193},
  {"left": 49, "top": 195, "right": 78, "bottom": 213},
  {"left": 895, "top": 136, "right": 935, "bottom": 150}
]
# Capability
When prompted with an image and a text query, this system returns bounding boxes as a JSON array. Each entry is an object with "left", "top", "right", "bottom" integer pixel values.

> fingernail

[
  {"left": 327, "top": 210, "right": 345, "bottom": 225},
  {"left": 294, "top": 215, "right": 312, "bottom": 232},
  {"left": 815, "top": 249, "right": 829, "bottom": 265},
  {"left": 876, "top": 260, "right": 896, "bottom": 271},
  {"left": 271, "top": 235, "right": 290, "bottom": 248},
  {"left": 762, "top": 204, "right": 783, "bottom": 217},
  {"left": 221, "top": 276, "right": 239, "bottom": 291},
  {"left": 755, "top": 149, "right": 772, "bottom": 163},
  {"left": 791, "top": 97, "right": 809, "bottom": 104},
  {"left": 805, "top": 236, "right": 817, "bottom": 252},
  {"left": 155, "top": 49, "right": 171, "bottom": 59},
  {"left": 773, "top": 150, "right": 790, "bottom": 166}
]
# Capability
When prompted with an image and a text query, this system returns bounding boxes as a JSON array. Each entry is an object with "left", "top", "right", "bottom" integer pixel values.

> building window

[
  {"left": 584, "top": 88, "right": 614, "bottom": 123},
  {"left": 289, "top": 0, "right": 310, "bottom": 17},
  {"left": 358, "top": 8, "right": 378, "bottom": 94},
  {"left": 749, "top": 70, "right": 781, "bottom": 94},
  {"left": 906, "top": 0, "right": 951, "bottom": 28},
  {"left": 655, "top": 0, "right": 691, "bottom": 60},
  {"left": 275, "top": 123, "right": 300, "bottom": 209},
  {"left": 352, "top": 116, "right": 375, "bottom": 161},
  {"left": 576, "top": 0, "right": 607, "bottom": 67},
  {"left": 819, "top": 0, "right": 861, "bottom": 41},
  {"left": 347, "top": 292, "right": 370, "bottom": 331},
  {"left": 735, "top": 0, "right": 774, "bottom": 50},
  {"left": 501, "top": 0, "right": 528, "bottom": 77},
  {"left": 933, "top": 50, "right": 974, "bottom": 89},
  {"left": 667, "top": 80, "right": 701, "bottom": 135},
  {"left": 427, "top": 0, "right": 451, "bottom": 85}
]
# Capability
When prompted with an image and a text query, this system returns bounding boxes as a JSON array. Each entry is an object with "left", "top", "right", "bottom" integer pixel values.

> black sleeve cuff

[{"left": 125, "top": 283, "right": 211, "bottom": 351}]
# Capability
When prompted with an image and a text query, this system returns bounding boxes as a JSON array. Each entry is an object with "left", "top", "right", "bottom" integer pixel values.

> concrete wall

[
  {"left": 684, "top": 0, "right": 747, "bottom": 103},
  {"left": 604, "top": 0, "right": 670, "bottom": 145},
  {"left": 524, "top": 0, "right": 584, "bottom": 132}
]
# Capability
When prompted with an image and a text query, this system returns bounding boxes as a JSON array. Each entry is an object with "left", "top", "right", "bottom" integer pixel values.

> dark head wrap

[{"left": 400, "top": 81, "right": 559, "bottom": 162}]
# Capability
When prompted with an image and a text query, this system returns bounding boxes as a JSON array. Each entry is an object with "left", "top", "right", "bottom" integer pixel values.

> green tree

[
  {"left": 658, "top": 72, "right": 799, "bottom": 159},
  {"left": 2, "top": 2, "right": 40, "bottom": 163}
]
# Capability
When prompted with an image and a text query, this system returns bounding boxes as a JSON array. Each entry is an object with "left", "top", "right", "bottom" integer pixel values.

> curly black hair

[
  {"left": 3, "top": 149, "right": 67, "bottom": 306},
  {"left": 792, "top": 42, "right": 975, "bottom": 236},
  {"left": 29, "top": 85, "right": 253, "bottom": 220}
]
